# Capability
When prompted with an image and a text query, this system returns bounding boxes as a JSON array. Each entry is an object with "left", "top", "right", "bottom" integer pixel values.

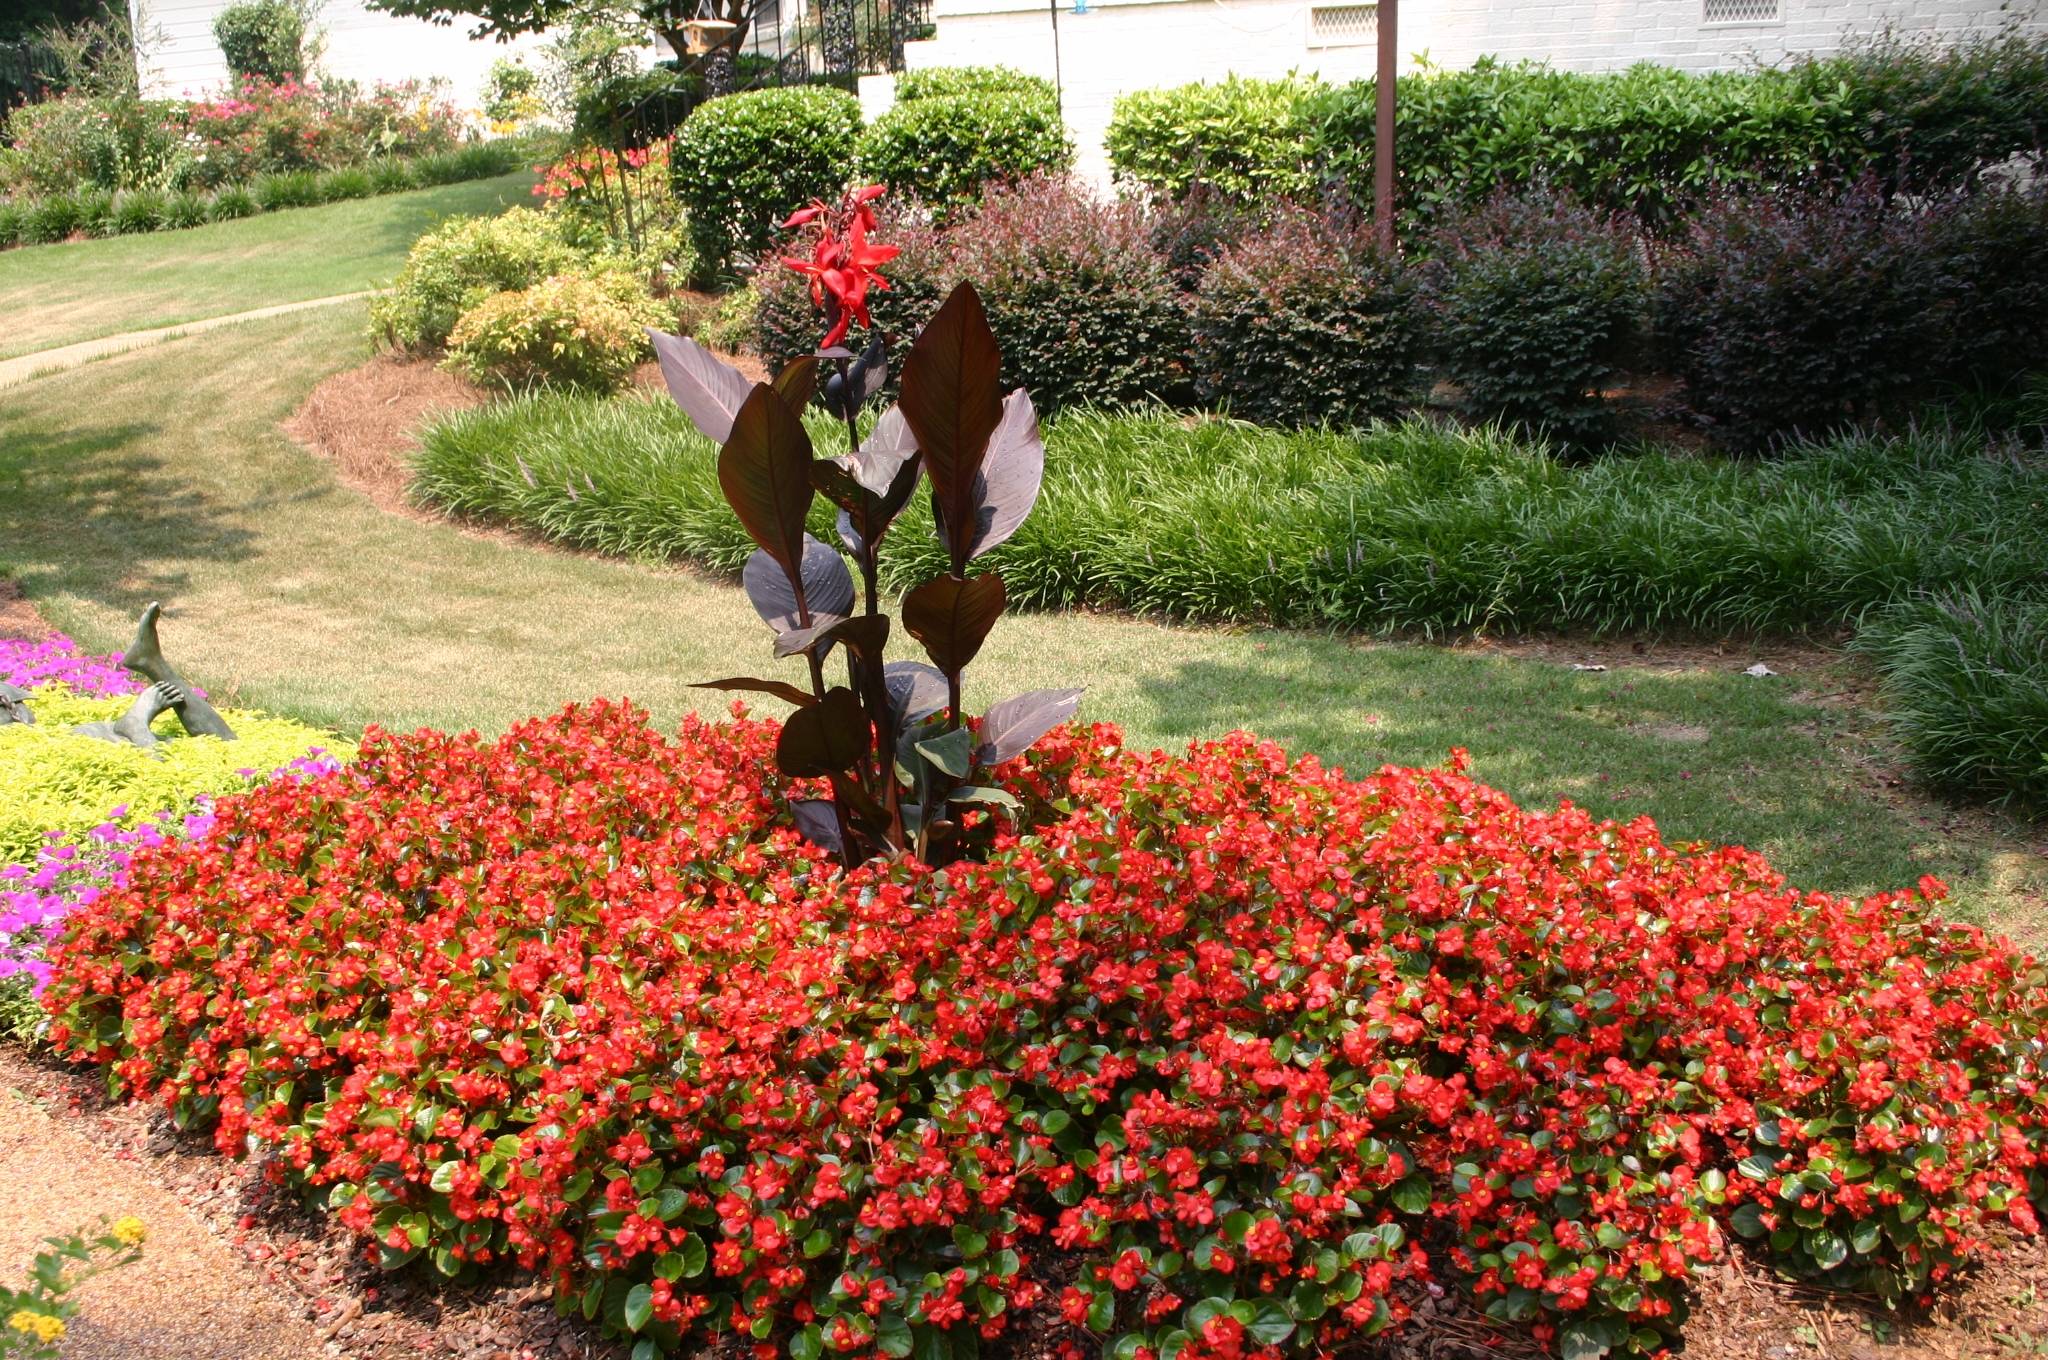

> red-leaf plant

[{"left": 650, "top": 186, "right": 1079, "bottom": 865}]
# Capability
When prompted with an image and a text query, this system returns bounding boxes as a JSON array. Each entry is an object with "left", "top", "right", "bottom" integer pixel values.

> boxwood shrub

[
  {"left": 854, "top": 89, "right": 1073, "bottom": 221},
  {"left": 1421, "top": 188, "right": 1646, "bottom": 442},
  {"left": 894, "top": 65, "right": 1057, "bottom": 105},
  {"left": 671, "top": 86, "right": 862, "bottom": 279},
  {"left": 1108, "top": 38, "right": 2048, "bottom": 227},
  {"left": 1189, "top": 205, "right": 1416, "bottom": 428},
  {"left": 42, "top": 700, "right": 2048, "bottom": 1359}
]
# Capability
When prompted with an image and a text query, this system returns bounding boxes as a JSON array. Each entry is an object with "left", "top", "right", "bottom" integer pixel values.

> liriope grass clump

[
  {"left": 416, "top": 400, "right": 2048, "bottom": 637},
  {"left": 1857, "top": 592, "right": 2048, "bottom": 809}
]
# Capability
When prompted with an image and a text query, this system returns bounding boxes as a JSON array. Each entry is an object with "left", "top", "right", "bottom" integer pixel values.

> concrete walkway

[{"left": 0, "top": 292, "right": 373, "bottom": 391}]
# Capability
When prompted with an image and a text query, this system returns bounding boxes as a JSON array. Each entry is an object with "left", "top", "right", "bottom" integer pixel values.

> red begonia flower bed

[{"left": 40, "top": 699, "right": 2048, "bottom": 1360}]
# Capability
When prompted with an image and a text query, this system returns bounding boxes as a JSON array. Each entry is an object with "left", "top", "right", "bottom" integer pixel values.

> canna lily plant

[{"left": 648, "top": 185, "right": 1079, "bottom": 866}]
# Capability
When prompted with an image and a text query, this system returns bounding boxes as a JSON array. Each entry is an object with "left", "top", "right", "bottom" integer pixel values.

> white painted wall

[
  {"left": 129, "top": 0, "right": 551, "bottom": 103},
  {"left": 902, "top": 0, "right": 2048, "bottom": 183}
]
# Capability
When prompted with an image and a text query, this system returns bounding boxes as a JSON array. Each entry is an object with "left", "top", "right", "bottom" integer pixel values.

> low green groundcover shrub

[
  {"left": 44, "top": 700, "right": 2048, "bottom": 1357},
  {"left": 1422, "top": 189, "right": 1645, "bottom": 442},
  {"left": 0, "top": 684, "right": 352, "bottom": 865},
  {"left": 1188, "top": 205, "right": 1415, "bottom": 429},
  {"left": 370, "top": 207, "right": 586, "bottom": 353},
  {"left": 671, "top": 86, "right": 862, "bottom": 279},
  {"left": 444, "top": 269, "right": 672, "bottom": 392},
  {"left": 1857, "top": 593, "right": 2048, "bottom": 811}
]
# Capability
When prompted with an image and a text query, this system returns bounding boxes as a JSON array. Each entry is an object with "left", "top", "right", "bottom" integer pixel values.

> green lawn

[
  {"left": 2, "top": 302, "right": 2039, "bottom": 939},
  {"left": 0, "top": 173, "right": 536, "bottom": 361}
]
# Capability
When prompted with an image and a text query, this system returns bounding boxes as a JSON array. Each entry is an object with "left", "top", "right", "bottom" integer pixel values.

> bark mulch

[{"left": 4, "top": 1045, "right": 2044, "bottom": 1360}]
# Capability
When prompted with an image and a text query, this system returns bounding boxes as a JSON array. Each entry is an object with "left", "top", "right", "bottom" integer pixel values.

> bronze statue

[
  {"left": 72, "top": 681, "right": 187, "bottom": 751},
  {"left": 0, "top": 682, "right": 31, "bottom": 726},
  {"left": 120, "top": 602, "right": 235, "bottom": 741}
]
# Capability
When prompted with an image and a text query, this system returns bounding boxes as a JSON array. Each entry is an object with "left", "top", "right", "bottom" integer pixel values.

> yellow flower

[
  {"left": 8, "top": 1311, "right": 64, "bottom": 1342},
  {"left": 111, "top": 1216, "right": 147, "bottom": 1247}
]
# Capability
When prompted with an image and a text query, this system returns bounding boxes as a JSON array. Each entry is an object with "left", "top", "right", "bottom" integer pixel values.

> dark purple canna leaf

[
  {"left": 718, "top": 384, "right": 815, "bottom": 585},
  {"left": 820, "top": 409, "right": 923, "bottom": 558},
  {"left": 651, "top": 330, "right": 754, "bottom": 445},
  {"left": 852, "top": 404, "right": 918, "bottom": 495},
  {"left": 774, "top": 613, "right": 889, "bottom": 660},
  {"left": 900, "top": 284, "right": 1003, "bottom": 572},
  {"left": 976, "top": 688, "right": 1084, "bottom": 765},
  {"left": 773, "top": 355, "right": 819, "bottom": 414},
  {"left": 789, "top": 799, "right": 843, "bottom": 854},
  {"left": 775, "top": 687, "right": 871, "bottom": 777},
  {"left": 743, "top": 538, "right": 854, "bottom": 632},
  {"left": 933, "top": 389, "right": 1045, "bottom": 561},
  {"left": 902, "top": 573, "right": 1007, "bottom": 675},
  {"left": 692, "top": 676, "right": 818, "bottom": 708},
  {"left": 883, "top": 661, "right": 949, "bottom": 724},
  {"left": 850, "top": 336, "right": 889, "bottom": 404}
]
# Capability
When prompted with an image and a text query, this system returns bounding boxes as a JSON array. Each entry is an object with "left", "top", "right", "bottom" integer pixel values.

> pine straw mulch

[
  {"left": 281, "top": 349, "right": 768, "bottom": 524},
  {"left": 3, "top": 1046, "right": 2044, "bottom": 1360},
  {"left": 0, "top": 578, "right": 53, "bottom": 641}
]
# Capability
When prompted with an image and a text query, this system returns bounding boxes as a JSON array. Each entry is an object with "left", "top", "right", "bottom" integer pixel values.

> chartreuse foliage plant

[
  {"left": 0, "top": 684, "right": 353, "bottom": 865},
  {"left": 650, "top": 185, "right": 1077, "bottom": 864},
  {"left": 41, "top": 700, "right": 2048, "bottom": 1359},
  {"left": 444, "top": 268, "right": 672, "bottom": 392}
]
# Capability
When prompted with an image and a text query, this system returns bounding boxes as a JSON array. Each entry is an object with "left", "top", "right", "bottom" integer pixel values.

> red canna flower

[{"left": 778, "top": 184, "right": 900, "bottom": 349}]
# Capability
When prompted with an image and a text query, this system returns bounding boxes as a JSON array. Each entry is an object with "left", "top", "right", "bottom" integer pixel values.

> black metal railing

[
  {"left": 0, "top": 39, "right": 57, "bottom": 112},
  {"left": 590, "top": 0, "right": 934, "bottom": 151}
]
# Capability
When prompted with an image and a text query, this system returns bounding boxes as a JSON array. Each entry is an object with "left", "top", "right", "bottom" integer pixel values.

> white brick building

[
  {"left": 893, "top": 0, "right": 2048, "bottom": 181},
  {"left": 128, "top": 0, "right": 549, "bottom": 103}
]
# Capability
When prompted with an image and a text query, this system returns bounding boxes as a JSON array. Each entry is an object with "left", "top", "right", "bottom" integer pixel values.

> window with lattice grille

[
  {"left": 1703, "top": 0, "right": 1780, "bottom": 23},
  {"left": 1308, "top": 3, "right": 1378, "bottom": 48}
]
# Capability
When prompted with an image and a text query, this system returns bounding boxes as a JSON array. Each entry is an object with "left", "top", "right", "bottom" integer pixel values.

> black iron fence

[
  {"left": 586, "top": 0, "right": 933, "bottom": 151},
  {"left": 0, "top": 39, "right": 57, "bottom": 113}
]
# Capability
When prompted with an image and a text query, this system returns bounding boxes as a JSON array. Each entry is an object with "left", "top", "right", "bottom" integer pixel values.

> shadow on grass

[{"left": 0, "top": 419, "right": 262, "bottom": 615}]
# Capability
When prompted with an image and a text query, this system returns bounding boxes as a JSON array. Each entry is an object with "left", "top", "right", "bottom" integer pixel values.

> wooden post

[{"left": 1374, "top": 0, "right": 1397, "bottom": 255}]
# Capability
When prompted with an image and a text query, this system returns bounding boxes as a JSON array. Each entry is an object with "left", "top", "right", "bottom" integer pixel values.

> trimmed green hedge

[
  {"left": 670, "top": 86, "right": 862, "bottom": 280},
  {"left": 0, "top": 142, "right": 522, "bottom": 250},
  {"left": 854, "top": 88, "right": 1073, "bottom": 220},
  {"left": 1108, "top": 35, "right": 2048, "bottom": 229}
]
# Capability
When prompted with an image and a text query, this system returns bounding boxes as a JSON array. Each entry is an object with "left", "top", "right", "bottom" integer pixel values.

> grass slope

[
  {"left": 1, "top": 304, "right": 2040, "bottom": 936},
  {"left": 0, "top": 172, "right": 536, "bottom": 361}
]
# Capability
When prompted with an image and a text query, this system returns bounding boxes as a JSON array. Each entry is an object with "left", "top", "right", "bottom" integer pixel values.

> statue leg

[
  {"left": 74, "top": 682, "right": 180, "bottom": 751},
  {"left": 118, "top": 601, "right": 236, "bottom": 740}
]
